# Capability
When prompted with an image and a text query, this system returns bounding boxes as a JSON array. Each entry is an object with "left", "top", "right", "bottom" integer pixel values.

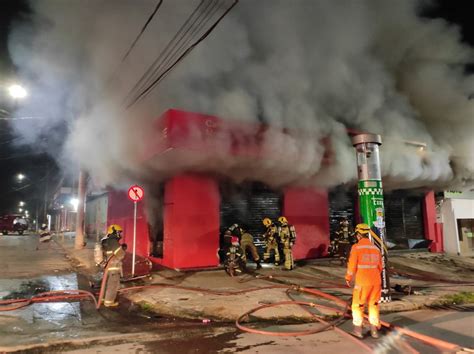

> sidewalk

[{"left": 54, "top": 234, "right": 474, "bottom": 322}]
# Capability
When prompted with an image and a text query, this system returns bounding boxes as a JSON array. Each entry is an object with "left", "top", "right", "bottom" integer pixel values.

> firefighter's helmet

[
  {"left": 107, "top": 224, "right": 123, "bottom": 236},
  {"left": 355, "top": 223, "right": 370, "bottom": 235},
  {"left": 278, "top": 216, "right": 288, "bottom": 226},
  {"left": 40, "top": 223, "right": 47, "bottom": 230},
  {"left": 262, "top": 218, "right": 272, "bottom": 227}
]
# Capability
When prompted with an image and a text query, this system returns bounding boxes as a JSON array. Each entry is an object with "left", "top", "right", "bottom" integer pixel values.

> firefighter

[
  {"left": 277, "top": 216, "right": 296, "bottom": 270},
  {"left": 224, "top": 236, "right": 245, "bottom": 276},
  {"left": 329, "top": 217, "right": 354, "bottom": 263},
  {"left": 345, "top": 223, "right": 383, "bottom": 339},
  {"left": 227, "top": 224, "right": 261, "bottom": 270},
  {"left": 241, "top": 229, "right": 262, "bottom": 270},
  {"left": 262, "top": 218, "right": 280, "bottom": 265},
  {"left": 337, "top": 217, "right": 352, "bottom": 241},
  {"left": 100, "top": 224, "right": 126, "bottom": 307}
]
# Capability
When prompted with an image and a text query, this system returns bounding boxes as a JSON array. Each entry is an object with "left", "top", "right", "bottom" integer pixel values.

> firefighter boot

[
  {"left": 352, "top": 325, "right": 364, "bottom": 339},
  {"left": 256, "top": 260, "right": 262, "bottom": 270},
  {"left": 370, "top": 325, "right": 379, "bottom": 339}
]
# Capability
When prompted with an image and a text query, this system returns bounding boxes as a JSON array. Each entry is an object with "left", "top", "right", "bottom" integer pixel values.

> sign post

[{"left": 127, "top": 185, "right": 144, "bottom": 277}]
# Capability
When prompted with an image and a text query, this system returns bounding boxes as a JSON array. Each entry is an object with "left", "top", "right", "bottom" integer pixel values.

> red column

[
  {"left": 107, "top": 189, "right": 150, "bottom": 258},
  {"left": 283, "top": 187, "right": 330, "bottom": 259},
  {"left": 423, "top": 190, "right": 443, "bottom": 252},
  {"left": 163, "top": 174, "right": 220, "bottom": 269}
]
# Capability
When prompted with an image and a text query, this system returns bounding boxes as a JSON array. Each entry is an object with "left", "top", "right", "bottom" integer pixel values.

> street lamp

[
  {"left": 8, "top": 84, "right": 27, "bottom": 99},
  {"left": 16, "top": 173, "right": 26, "bottom": 182},
  {"left": 70, "top": 198, "right": 79, "bottom": 212},
  {"left": 19, "top": 208, "right": 23, "bottom": 213}
]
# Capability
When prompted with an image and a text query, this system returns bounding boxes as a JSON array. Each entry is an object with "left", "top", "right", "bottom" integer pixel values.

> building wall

[
  {"left": 163, "top": 174, "right": 220, "bottom": 269},
  {"left": 284, "top": 187, "right": 330, "bottom": 259},
  {"left": 85, "top": 194, "right": 108, "bottom": 242},
  {"left": 107, "top": 189, "right": 150, "bottom": 258},
  {"left": 423, "top": 191, "right": 443, "bottom": 252},
  {"left": 441, "top": 198, "right": 474, "bottom": 255}
]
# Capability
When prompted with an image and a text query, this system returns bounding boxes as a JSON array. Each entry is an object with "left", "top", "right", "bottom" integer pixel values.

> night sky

[
  {"left": 0, "top": 0, "right": 58, "bottom": 218},
  {"left": 0, "top": 0, "right": 472, "bottom": 216}
]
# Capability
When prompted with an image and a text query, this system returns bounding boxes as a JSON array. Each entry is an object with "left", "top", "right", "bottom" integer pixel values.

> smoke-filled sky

[{"left": 6, "top": 0, "right": 474, "bottom": 192}]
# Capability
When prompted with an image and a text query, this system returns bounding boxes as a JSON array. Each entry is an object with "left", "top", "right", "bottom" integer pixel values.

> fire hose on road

[{"left": 0, "top": 271, "right": 470, "bottom": 353}]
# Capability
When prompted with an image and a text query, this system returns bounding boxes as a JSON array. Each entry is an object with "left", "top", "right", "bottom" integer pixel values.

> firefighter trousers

[
  {"left": 351, "top": 284, "right": 381, "bottom": 327},
  {"left": 240, "top": 239, "right": 260, "bottom": 263},
  {"left": 263, "top": 241, "right": 280, "bottom": 264},
  {"left": 103, "top": 260, "right": 122, "bottom": 307},
  {"left": 283, "top": 246, "right": 294, "bottom": 270}
]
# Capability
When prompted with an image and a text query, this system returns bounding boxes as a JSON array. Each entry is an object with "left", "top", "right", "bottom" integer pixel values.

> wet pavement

[{"left": 1, "top": 235, "right": 473, "bottom": 353}]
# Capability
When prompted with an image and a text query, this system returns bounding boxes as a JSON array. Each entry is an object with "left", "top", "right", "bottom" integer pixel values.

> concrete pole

[
  {"left": 351, "top": 133, "right": 391, "bottom": 303},
  {"left": 74, "top": 169, "right": 88, "bottom": 249}
]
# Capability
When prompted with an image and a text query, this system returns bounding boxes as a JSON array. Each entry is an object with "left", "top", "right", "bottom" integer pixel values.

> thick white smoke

[{"left": 8, "top": 0, "right": 474, "bottom": 191}]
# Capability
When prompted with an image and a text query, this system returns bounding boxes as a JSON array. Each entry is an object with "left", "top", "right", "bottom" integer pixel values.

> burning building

[
  {"left": 85, "top": 109, "right": 442, "bottom": 270},
  {"left": 8, "top": 1, "right": 472, "bottom": 266}
]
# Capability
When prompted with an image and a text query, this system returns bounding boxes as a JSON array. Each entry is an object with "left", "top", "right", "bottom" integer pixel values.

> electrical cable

[
  {"left": 128, "top": 0, "right": 220, "bottom": 102},
  {"left": 120, "top": 0, "right": 164, "bottom": 63},
  {"left": 151, "top": 0, "right": 223, "bottom": 80},
  {"left": 125, "top": 0, "right": 239, "bottom": 108},
  {"left": 123, "top": 0, "right": 206, "bottom": 104},
  {"left": 127, "top": 0, "right": 238, "bottom": 108}
]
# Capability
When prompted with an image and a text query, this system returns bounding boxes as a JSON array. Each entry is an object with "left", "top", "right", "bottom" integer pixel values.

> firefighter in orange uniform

[{"left": 345, "top": 223, "right": 382, "bottom": 339}]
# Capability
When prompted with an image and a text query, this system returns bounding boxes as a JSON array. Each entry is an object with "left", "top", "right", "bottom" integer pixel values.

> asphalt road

[{"left": 0, "top": 235, "right": 472, "bottom": 353}]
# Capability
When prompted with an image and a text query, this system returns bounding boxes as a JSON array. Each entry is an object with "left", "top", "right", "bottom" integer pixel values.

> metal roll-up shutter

[
  {"left": 329, "top": 187, "right": 356, "bottom": 238},
  {"left": 220, "top": 182, "right": 282, "bottom": 260},
  {"left": 384, "top": 190, "right": 425, "bottom": 249}
]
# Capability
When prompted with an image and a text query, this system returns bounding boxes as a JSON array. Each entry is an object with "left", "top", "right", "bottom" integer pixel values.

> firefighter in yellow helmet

[
  {"left": 277, "top": 216, "right": 297, "bottom": 270},
  {"left": 345, "top": 223, "right": 382, "bottom": 339},
  {"left": 262, "top": 218, "right": 280, "bottom": 266},
  {"left": 99, "top": 224, "right": 126, "bottom": 307}
]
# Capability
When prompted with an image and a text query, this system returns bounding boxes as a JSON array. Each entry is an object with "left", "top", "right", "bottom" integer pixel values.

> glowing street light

[
  {"left": 18, "top": 208, "right": 23, "bottom": 213},
  {"left": 70, "top": 198, "right": 79, "bottom": 212},
  {"left": 8, "top": 84, "right": 27, "bottom": 99},
  {"left": 16, "top": 173, "right": 26, "bottom": 182},
  {"left": 19, "top": 201, "right": 25, "bottom": 207}
]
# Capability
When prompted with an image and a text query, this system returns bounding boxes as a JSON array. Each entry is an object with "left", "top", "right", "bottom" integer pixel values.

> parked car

[{"left": 0, "top": 214, "right": 28, "bottom": 235}]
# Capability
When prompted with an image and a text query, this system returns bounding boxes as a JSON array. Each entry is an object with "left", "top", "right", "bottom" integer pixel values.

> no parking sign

[
  {"left": 128, "top": 185, "right": 144, "bottom": 202},
  {"left": 128, "top": 185, "right": 144, "bottom": 277}
]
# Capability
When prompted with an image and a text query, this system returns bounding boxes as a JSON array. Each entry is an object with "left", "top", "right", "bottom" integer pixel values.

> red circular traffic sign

[{"left": 128, "top": 185, "right": 144, "bottom": 202}]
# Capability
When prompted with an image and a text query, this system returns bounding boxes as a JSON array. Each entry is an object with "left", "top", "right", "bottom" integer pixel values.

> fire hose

[{"left": 0, "top": 270, "right": 467, "bottom": 352}]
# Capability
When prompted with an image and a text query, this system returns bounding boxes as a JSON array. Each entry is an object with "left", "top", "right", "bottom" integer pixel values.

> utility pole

[{"left": 74, "top": 169, "right": 88, "bottom": 249}]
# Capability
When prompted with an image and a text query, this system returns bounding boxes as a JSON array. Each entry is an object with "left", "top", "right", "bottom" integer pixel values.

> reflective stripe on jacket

[{"left": 345, "top": 238, "right": 382, "bottom": 286}]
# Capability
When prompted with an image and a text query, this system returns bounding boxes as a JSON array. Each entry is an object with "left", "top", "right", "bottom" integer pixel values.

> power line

[
  {"left": 133, "top": 0, "right": 222, "bottom": 98},
  {"left": 126, "top": 0, "right": 238, "bottom": 109},
  {"left": 120, "top": 0, "right": 164, "bottom": 63},
  {"left": 124, "top": 0, "right": 207, "bottom": 104},
  {"left": 105, "top": 0, "right": 165, "bottom": 89}
]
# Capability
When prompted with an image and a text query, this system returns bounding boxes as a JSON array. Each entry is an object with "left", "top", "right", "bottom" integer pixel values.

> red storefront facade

[{"left": 104, "top": 109, "right": 442, "bottom": 270}]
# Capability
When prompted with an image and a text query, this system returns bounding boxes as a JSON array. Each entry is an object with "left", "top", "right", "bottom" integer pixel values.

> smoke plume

[{"left": 8, "top": 0, "right": 474, "bottom": 191}]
